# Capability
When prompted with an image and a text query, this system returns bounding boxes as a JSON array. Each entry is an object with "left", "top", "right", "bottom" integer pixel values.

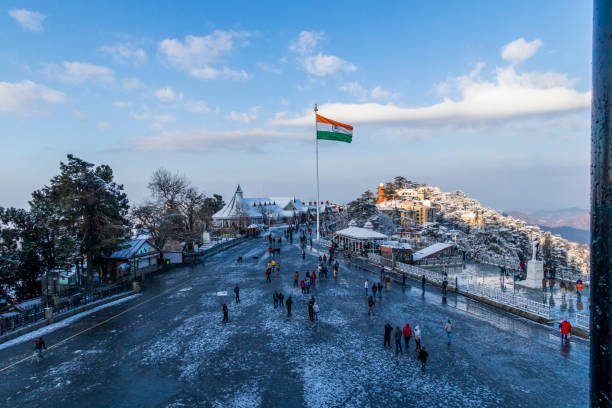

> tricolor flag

[{"left": 316, "top": 114, "right": 353, "bottom": 143}]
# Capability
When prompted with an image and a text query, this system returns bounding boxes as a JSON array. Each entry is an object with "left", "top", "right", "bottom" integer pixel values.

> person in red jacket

[
  {"left": 312, "top": 270, "right": 317, "bottom": 285},
  {"left": 402, "top": 323, "right": 412, "bottom": 350},
  {"left": 559, "top": 318, "right": 572, "bottom": 344}
]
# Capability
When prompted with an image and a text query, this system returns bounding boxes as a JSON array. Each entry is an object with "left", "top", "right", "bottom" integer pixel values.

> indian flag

[{"left": 317, "top": 114, "right": 353, "bottom": 143}]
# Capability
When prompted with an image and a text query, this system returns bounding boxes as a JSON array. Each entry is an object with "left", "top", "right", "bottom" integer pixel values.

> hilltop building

[{"left": 212, "top": 185, "right": 309, "bottom": 229}]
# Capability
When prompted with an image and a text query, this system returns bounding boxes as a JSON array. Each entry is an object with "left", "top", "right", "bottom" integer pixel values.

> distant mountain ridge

[
  {"left": 506, "top": 208, "right": 589, "bottom": 231},
  {"left": 538, "top": 225, "right": 589, "bottom": 245}
]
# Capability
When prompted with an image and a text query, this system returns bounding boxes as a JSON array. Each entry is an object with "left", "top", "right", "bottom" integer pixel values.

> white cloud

[
  {"left": 501, "top": 38, "right": 543, "bottom": 64},
  {"left": 97, "top": 120, "right": 112, "bottom": 131},
  {"left": 155, "top": 86, "right": 183, "bottom": 102},
  {"left": 44, "top": 62, "right": 115, "bottom": 84},
  {"left": 0, "top": 80, "right": 65, "bottom": 115},
  {"left": 340, "top": 82, "right": 398, "bottom": 101},
  {"left": 99, "top": 43, "right": 147, "bottom": 66},
  {"left": 129, "top": 106, "right": 176, "bottom": 129},
  {"left": 121, "top": 77, "right": 145, "bottom": 90},
  {"left": 289, "top": 31, "right": 356, "bottom": 77},
  {"left": 289, "top": 31, "right": 324, "bottom": 55},
  {"left": 133, "top": 127, "right": 309, "bottom": 152},
  {"left": 158, "top": 30, "right": 251, "bottom": 80},
  {"left": 112, "top": 100, "right": 133, "bottom": 108},
  {"left": 256, "top": 61, "right": 281, "bottom": 74},
  {"left": 9, "top": 9, "right": 46, "bottom": 32},
  {"left": 184, "top": 99, "right": 216, "bottom": 114},
  {"left": 227, "top": 106, "right": 262, "bottom": 123},
  {"left": 302, "top": 53, "right": 356, "bottom": 77},
  {"left": 273, "top": 59, "right": 589, "bottom": 127}
]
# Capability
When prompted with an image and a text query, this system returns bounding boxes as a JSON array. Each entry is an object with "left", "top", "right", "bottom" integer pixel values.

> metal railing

[
  {"left": 414, "top": 256, "right": 463, "bottom": 266},
  {"left": 575, "top": 312, "right": 590, "bottom": 330},
  {"left": 0, "top": 281, "right": 132, "bottom": 337},
  {"left": 466, "top": 282, "right": 550, "bottom": 319}
]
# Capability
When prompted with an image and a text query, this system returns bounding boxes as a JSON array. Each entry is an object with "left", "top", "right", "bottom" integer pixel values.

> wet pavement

[
  {"left": 0, "top": 237, "right": 589, "bottom": 407},
  {"left": 441, "top": 261, "right": 590, "bottom": 322}
]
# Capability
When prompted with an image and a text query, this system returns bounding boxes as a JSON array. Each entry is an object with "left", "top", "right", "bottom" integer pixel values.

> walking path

[{"left": 0, "top": 237, "right": 589, "bottom": 407}]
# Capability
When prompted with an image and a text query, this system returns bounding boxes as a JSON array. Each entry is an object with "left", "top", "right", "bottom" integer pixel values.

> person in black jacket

[
  {"left": 368, "top": 296, "right": 375, "bottom": 316},
  {"left": 222, "top": 304, "right": 229, "bottom": 323},
  {"left": 418, "top": 346, "right": 429, "bottom": 372},
  {"left": 286, "top": 296, "right": 293, "bottom": 316},
  {"left": 384, "top": 322, "right": 393, "bottom": 348},
  {"left": 234, "top": 284, "right": 240, "bottom": 303}
]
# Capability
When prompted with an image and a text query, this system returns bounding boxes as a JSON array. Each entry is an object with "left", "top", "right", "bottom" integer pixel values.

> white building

[{"left": 213, "top": 185, "right": 309, "bottom": 228}]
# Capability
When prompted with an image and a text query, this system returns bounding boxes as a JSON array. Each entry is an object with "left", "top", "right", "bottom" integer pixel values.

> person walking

[
  {"left": 368, "top": 296, "right": 375, "bottom": 316},
  {"left": 273, "top": 291, "right": 279, "bottom": 308},
  {"left": 365, "top": 279, "right": 369, "bottom": 296},
  {"left": 442, "top": 278, "right": 448, "bottom": 296},
  {"left": 302, "top": 250, "right": 306, "bottom": 260},
  {"left": 266, "top": 268, "right": 271, "bottom": 283},
  {"left": 414, "top": 325, "right": 422, "bottom": 351},
  {"left": 372, "top": 283, "right": 378, "bottom": 298},
  {"left": 278, "top": 292, "right": 284, "bottom": 308},
  {"left": 418, "top": 346, "right": 428, "bottom": 372},
  {"left": 421, "top": 275, "right": 426, "bottom": 290},
  {"left": 394, "top": 326, "right": 403, "bottom": 354},
  {"left": 445, "top": 320, "right": 453, "bottom": 346},
  {"left": 312, "top": 270, "right": 317, "bottom": 286},
  {"left": 234, "top": 284, "right": 240, "bottom": 303},
  {"left": 384, "top": 322, "right": 393, "bottom": 348},
  {"left": 313, "top": 302, "right": 320, "bottom": 321},
  {"left": 308, "top": 298, "right": 315, "bottom": 321},
  {"left": 559, "top": 318, "right": 572, "bottom": 344},
  {"left": 403, "top": 323, "right": 412, "bottom": 350},
  {"left": 294, "top": 271, "right": 299, "bottom": 286},
  {"left": 402, "top": 273, "right": 406, "bottom": 289},
  {"left": 222, "top": 304, "right": 229, "bottom": 323},
  {"left": 286, "top": 296, "right": 293, "bottom": 316},
  {"left": 33, "top": 337, "right": 46, "bottom": 361}
]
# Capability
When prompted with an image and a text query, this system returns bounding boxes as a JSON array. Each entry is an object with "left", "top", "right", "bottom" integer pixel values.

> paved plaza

[{"left": 0, "top": 237, "right": 589, "bottom": 407}]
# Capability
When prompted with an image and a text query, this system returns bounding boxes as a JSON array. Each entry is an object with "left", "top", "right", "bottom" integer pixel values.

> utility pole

[{"left": 591, "top": 1, "right": 612, "bottom": 405}]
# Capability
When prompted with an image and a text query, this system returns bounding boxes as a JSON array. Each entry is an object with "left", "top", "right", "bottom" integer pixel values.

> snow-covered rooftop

[
  {"left": 413, "top": 242, "right": 455, "bottom": 261},
  {"left": 335, "top": 227, "right": 387, "bottom": 240}
]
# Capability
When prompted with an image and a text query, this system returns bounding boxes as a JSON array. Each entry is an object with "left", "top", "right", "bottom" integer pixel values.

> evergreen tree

[{"left": 32, "top": 155, "right": 131, "bottom": 285}]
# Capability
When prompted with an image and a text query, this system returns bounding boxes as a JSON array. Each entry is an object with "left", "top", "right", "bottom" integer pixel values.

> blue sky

[{"left": 0, "top": 1, "right": 592, "bottom": 211}]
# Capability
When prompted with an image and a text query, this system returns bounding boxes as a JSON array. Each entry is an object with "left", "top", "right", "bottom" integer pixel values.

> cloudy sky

[{"left": 0, "top": 1, "right": 592, "bottom": 211}]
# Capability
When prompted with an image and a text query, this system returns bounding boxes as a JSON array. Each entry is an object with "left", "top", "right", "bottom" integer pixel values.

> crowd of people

[{"left": 221, "top": 222, "right": 462, "bottom": 376}]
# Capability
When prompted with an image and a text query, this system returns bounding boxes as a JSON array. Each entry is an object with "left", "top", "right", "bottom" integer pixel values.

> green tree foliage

[{"left": 32, "top": 155, "right": 130, "bottom": 284}]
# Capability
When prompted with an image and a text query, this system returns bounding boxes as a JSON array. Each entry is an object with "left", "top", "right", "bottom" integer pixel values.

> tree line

[{"left": 0, "top": 155, "right": 224, "bottom": 301}]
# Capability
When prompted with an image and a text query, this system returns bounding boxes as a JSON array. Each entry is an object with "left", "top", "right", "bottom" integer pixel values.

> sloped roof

[
  {"left": 335, "top": 227, "right": 388, "bottom": 240},
  {"left": 162, "top": 240, "right": 185, "bottom": 253},
  {"left": 108, "top": 239, "right": 159, "bottom": 259},
  {"left": 413, "top": 243, "right": 454, "bottom": 261}
]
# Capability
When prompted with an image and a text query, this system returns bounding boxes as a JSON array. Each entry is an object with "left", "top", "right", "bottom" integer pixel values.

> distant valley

[{"left": 506, "top": 208, "right": 589, "bottom": 244}]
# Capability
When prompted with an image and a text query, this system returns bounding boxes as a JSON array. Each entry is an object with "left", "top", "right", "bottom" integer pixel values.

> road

[{"left": 0, "top": 237, "right": 589, "bottom": 407}]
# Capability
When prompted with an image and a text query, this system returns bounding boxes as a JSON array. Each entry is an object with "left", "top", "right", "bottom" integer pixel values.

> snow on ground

[{"left": 0, "top": 294, "right": 141, "bottom": 351}]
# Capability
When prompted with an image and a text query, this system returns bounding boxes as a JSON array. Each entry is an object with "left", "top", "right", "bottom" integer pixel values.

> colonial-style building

[{"left": 212, "top": 185, "right": 309, "bottom": 229}]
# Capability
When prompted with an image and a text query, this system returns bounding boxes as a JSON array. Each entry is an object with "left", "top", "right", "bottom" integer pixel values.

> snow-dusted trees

[
  {"left": 0, "top": 155, "right": 131, "bottom": 297},
  {"left": 33, "top": 155, "right": 131, "bottom": 285},
  {"left": 132, "top": 168, "right": 224, "bottom": 247}
]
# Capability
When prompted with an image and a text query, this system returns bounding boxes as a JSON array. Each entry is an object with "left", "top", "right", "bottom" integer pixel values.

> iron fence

[
  {"left": 466, "top": 282, "right": 550, "bottom": 319},
  {"left": 575, "top": 312, "right": 590, "bottom": 330},
  {"left": 0, "top": 281, "right": 133, "bottom": 337}
]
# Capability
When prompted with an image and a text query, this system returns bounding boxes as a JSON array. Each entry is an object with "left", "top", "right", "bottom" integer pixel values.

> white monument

[{"left": 516, "top": 240, "right": 544, "bottom": 289}]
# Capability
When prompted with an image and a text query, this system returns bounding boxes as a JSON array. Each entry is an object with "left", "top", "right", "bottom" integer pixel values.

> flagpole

[{"left": 314, "top": 104, "right": 320, "bottom": 241}]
